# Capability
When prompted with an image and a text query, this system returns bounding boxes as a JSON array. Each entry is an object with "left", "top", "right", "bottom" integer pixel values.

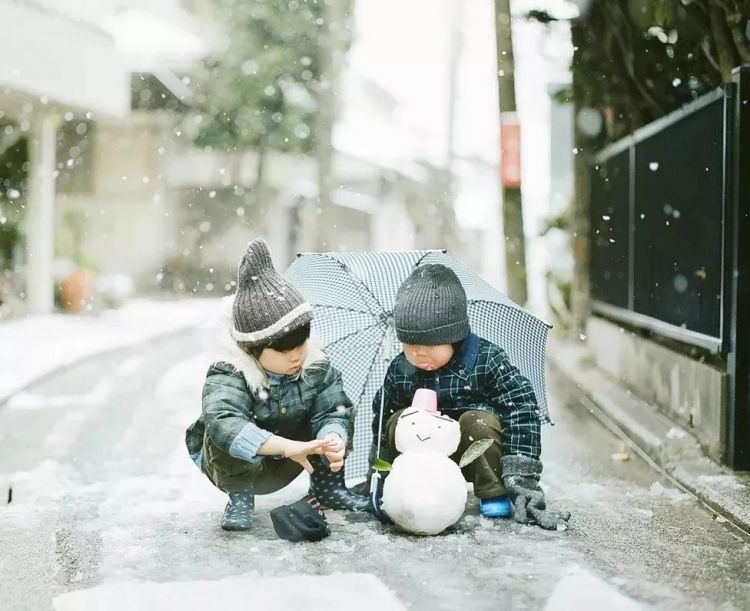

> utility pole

[
  {"left": 441, "top": 0, "right": 463, "bottom": 251},
  {"left": 569, "top": 17, "right": 593, "bottom": 337},
  {"left": 311, "top": 0, "right": 346, "bottom": 251},
  {"left": 494, "top": 0, "right": 528, "bottom": 305}
]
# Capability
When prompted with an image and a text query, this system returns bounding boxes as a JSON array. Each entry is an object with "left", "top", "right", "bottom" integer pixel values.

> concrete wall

[
  {"left": 586, "top": 315, "right": 727, "bottom": 463},
  {"left": 55, "top": 113, "right": 177, "bottom": 286}
]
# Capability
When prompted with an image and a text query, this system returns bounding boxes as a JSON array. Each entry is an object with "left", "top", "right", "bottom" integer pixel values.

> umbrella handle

[
  {"left": 369, "top": 471, "right": 391, "bottom": 524},
  {"left": 375, "top": 382, "right": 386, "bottom": 460}
]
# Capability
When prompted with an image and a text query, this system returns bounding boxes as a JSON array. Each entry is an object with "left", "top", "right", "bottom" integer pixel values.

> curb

[{"left": 548, "top": 338, "right": 750, "bottom": 537}]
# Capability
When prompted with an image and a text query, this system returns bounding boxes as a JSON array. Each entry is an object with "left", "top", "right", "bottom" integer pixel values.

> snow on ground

[
  {"left": 542, "top": 565, "right": 645, "bottom": 611},
  {"left": 52, "top": 573, "right": 406, "bottom": 611},
  {"left": 3, "top": 312, "right": 750, "bottom": 610},
  {"left": 0, "top": 298, "right": 221, "bottom": 404}
]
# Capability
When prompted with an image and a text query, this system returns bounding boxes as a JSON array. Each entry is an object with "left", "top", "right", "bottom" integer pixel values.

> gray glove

[{"left": 501, "top": 455, "right": 571, "bottom": 530}]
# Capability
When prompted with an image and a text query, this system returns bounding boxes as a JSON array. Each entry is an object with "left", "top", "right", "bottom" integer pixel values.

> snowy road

[{"left": 1, "top": 332, "right": 749, "bottom": 610}]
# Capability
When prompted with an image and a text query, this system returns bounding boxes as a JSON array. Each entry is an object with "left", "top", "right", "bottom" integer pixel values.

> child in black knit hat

[
  {"left": 186, "top": 238, "right": 368, "bottom": 532},
  {"left": 373, "top": 263, "right": 569, "bottom": 530}
]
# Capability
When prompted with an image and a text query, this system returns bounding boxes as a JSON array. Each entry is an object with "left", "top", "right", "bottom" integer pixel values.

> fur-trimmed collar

[{"left": 210, "top": 296, "right": 326, "bottom": 392}]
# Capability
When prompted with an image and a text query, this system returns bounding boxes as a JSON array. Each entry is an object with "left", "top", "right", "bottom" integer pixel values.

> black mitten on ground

[
  {"left": 501, "top": 455, "right": 571, "bottom": 530},
  {"left": 270, "top": 495, "right": 330, "bottom": 542}
]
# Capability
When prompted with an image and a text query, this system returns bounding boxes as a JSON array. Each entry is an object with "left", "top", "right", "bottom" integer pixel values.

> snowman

[{"left": 380, "top": 389, "right": 468, "bottom": 535}]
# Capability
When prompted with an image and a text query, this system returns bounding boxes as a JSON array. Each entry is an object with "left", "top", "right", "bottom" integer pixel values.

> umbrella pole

[
  {"left": 375, "top": 377, "right": 386, "bottom": 459},
  {"left": 370, "top": 326, "right": 393, "bottom": 524},
  {"left": 374, "top": 323, "right": 394, "bottom": 460}
]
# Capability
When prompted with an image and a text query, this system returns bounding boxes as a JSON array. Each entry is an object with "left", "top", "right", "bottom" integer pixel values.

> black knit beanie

[{"left": 393, "top": 264, "right": 470, "bottom": 345}]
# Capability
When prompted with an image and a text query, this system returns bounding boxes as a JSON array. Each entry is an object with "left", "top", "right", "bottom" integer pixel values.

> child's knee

[
  {"left": 205, "top": 461, "right": 260, "bottom": 493},
  {"left": 458, "top": 410, "right": 502, "bottom": 438},
  {"left": 384, "top": 408, "right": 407, "bottom": 452},
  {"left": 203, "top": 440, "right": 262, "bottom": 492}
]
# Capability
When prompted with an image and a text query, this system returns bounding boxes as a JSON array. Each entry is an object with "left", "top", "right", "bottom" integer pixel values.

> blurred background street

[{"left": 1, "top": 0, "right": 750, "bottom": 609}]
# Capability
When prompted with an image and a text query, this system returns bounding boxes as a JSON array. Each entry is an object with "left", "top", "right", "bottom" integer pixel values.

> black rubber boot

[
  {"left": 308, "top": 457, "right": 370, "bottom": 512},
  {"left": 220, "top": 488, "right": 255, "bottom": 531}
]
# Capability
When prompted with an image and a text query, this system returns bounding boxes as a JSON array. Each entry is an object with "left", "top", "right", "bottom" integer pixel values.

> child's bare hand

[
  {"left": 322, "top": 433, "right": 345, "bottom": 472},
  {"left": 283, "top": 439, "right": 327, "bottom": 474}
]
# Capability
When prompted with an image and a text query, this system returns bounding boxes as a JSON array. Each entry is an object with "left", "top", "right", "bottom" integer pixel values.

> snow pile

[
  {"left": 542, "top": 565, "right": 645, "bottom": 611},
  {"left": 52, "top": 573, "right": 407, "bottom": 611},
  {"left": 0, "top": 298, "right": 220, "bottom": 403}
]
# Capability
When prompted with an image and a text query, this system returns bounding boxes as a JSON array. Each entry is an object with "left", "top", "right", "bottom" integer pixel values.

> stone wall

[{"left": 586, "top": 316, "right": 726, "bottom": 463}]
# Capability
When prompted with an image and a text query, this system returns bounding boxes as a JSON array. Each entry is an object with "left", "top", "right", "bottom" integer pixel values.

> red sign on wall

[{"left": 500, "top": 115, "right": 521, "bottom": 188}]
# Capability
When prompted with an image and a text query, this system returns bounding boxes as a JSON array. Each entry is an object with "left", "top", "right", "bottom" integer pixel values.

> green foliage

[
  {"left": 0, "top": 124, "right": 28, "bottom": 270},
  {"left": 568, "top": 0, "right": 750, "bottom": 141},
  {"left": 59, "top": 209, "right": 100, "bottom": 270},
  {"left": 0, "top": 222, "right": 21, "bottom": 269},
  {"left": 373, "top": 458, "right": 392, "bottom": 472},
  {"left": 545, "top": 270, "right": 573, "bottom": 333},
  {"left": 539, "top": 205, "right": 571, "bottom": 236},
  {"left": 190, "top": 0, "right": 344, "bottom": 155}
]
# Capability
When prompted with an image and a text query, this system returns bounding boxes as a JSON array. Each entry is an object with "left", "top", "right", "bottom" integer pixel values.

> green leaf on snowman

[
  {"left": 458, "top": 438, "right": 495, "bottom": 468},
  {"left": 373, "top": 458, "right": 392, "bottom": 472}
]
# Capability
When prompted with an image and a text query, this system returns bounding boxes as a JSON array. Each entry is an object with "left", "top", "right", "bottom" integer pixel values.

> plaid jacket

[
  {"left": 372, "top": 333, "right": 541, "bottom": 459},
  {"left": 186, "top": 358, "right": 354, "bottom": 467}
]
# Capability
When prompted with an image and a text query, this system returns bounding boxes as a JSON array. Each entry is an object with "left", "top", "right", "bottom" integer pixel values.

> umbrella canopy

[{"left": 284, "top": 250, "right": 552, "bottom": 480}]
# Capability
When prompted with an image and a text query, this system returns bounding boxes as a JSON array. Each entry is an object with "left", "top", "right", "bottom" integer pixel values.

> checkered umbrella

[{"left": 284, "top": 249, "right": 552, "bottom": 481}]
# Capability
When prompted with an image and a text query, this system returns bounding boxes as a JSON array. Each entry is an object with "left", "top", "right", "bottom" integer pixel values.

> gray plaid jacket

[
  {"left": 372, "top": 333, "right": 542, "bottom": 459},
  {"left": 186, "top": 359, "right": 354, "bottom": 467}
]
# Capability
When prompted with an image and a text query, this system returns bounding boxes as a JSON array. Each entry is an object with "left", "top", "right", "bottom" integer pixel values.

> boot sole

[{"left": 221, "top": 522, "right": 253, "bottom": 531}]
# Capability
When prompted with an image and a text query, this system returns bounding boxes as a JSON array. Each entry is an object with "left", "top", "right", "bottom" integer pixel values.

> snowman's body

[{"left": 380, "top": 390, "right": 468, "bottom": 535}]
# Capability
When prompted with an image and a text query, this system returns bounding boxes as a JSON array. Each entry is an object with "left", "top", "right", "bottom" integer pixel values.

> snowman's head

[{"left": 395, "top": 403, "right": 461, "bottom": 455}]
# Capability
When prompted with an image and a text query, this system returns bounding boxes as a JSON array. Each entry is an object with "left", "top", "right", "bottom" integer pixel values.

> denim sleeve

[{"left": 228, "top": 422, "right": 273, "bottom": 464}]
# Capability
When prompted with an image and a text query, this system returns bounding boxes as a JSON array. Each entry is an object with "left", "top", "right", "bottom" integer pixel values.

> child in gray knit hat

[
  {"left": 372, "top": 264, "right": 569, "bottom": 530},
  {"left": 186, "top": 238, "right": 368, "bottom": 532}
]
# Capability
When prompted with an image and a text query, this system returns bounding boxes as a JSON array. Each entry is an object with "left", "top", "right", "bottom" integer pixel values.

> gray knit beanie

[
  {"left": 231, "top": 238, "right": 313, "bottom": 347},
  {"left": 393, "top": 264, "right": 470, "bottom": 345}
]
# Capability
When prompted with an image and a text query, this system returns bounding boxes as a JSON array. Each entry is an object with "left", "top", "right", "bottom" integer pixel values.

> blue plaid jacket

[{"left": 372, "top": 333, "right": 542, "bottom": 459}]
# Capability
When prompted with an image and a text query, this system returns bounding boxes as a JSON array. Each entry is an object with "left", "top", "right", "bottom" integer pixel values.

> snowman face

[{"left": 395, "top": 408, "right": 461, "bottom": 455}]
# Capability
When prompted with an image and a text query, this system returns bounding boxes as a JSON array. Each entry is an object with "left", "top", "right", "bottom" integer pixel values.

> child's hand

[
  {"left": 282, "top": 438, "right": 328, "bottom": 474},
  {"left": 322, "top": 433, "right": 346, "bottom": 473}
]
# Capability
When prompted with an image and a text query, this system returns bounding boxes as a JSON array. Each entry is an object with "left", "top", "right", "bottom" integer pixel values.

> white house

[{"left": 0, "top": 0, "right": 130, "bottom": 314}]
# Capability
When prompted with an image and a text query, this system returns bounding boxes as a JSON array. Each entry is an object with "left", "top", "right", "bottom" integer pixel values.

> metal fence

[
  {"left": 590, "top": 88, "right": 727, "bottom": 350},
  {"left": 589, "top": 67, "right": 750, "bottom": 469}
]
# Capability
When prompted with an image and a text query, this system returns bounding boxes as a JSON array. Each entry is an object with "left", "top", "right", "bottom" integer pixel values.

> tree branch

[
  {"left": 601, "top": 0, "right": 665, "bottom": 116},
  {"left": 700, "top": 37, "right": 723, "bottom": 74},
  {"left": 719, "top": 0, "right": 750, "bottom": 64},
  {"left": 709, "top": 2, "right": 739, "bottom": 80}
]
